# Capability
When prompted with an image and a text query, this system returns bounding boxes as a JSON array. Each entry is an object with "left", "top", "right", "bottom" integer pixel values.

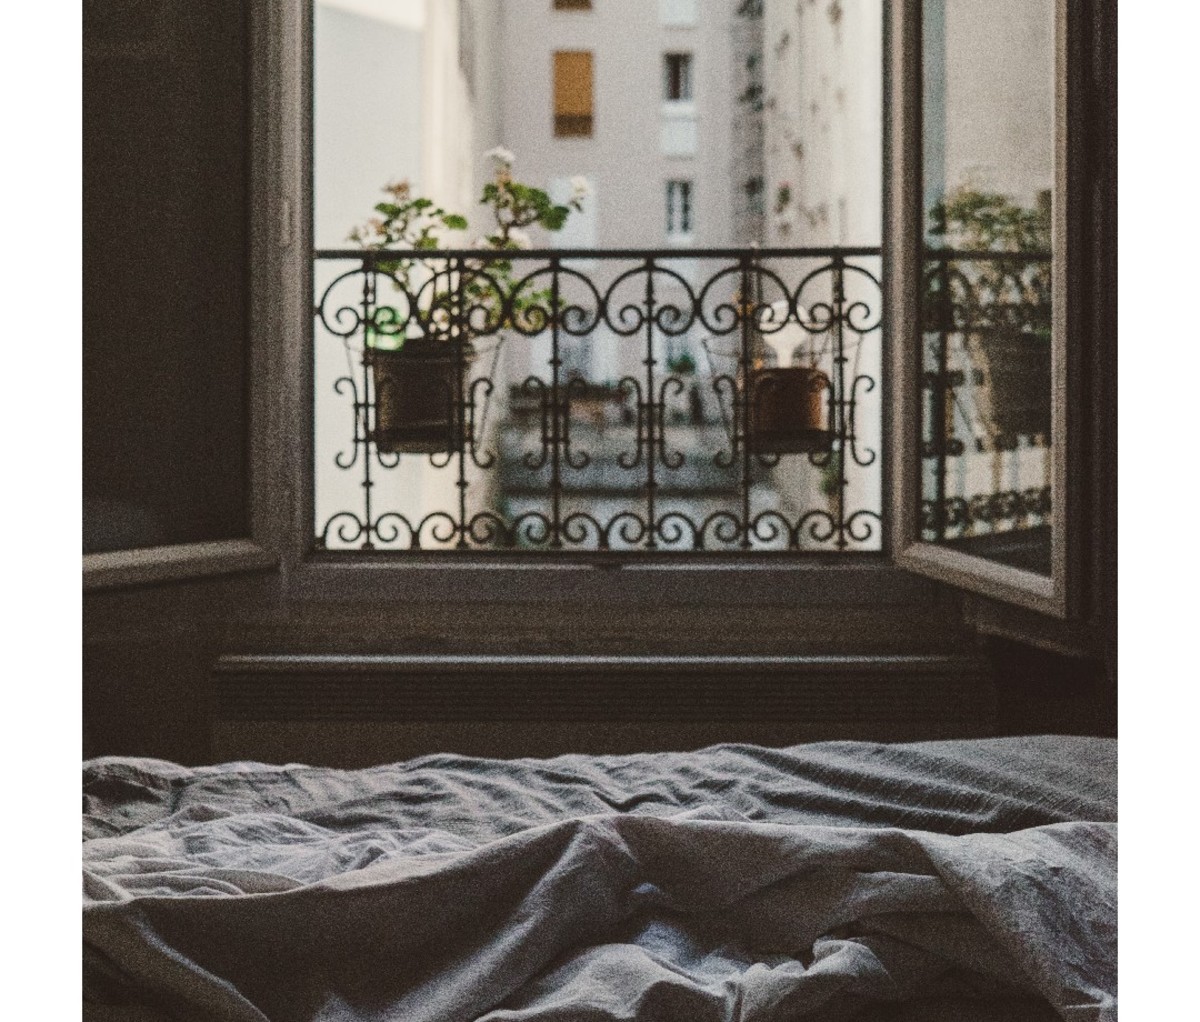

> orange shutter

[{"left": 554, "top": 51, "right": 594, "bottom": 137}]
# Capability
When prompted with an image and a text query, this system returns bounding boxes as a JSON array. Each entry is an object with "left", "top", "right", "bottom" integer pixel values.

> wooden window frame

[
  {"left": 206, "top": 0, "right": 954, "bottom": 614},
  {"left": 82, "top": 0, "right": 284, "bottom": 592},
  {"left": 885, "top": 0, "right": 1085, "bottom": 619}
]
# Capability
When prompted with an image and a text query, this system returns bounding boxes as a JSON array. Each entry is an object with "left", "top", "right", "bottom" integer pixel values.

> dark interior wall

[{"left": 83, "top": 0, "right": 249, "bottom": 553}]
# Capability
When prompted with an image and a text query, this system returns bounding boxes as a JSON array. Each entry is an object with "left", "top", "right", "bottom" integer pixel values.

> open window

[
  {"left": 82, "top": 0, "right": 277, "bottom": 590},
  {"left": 86, "top": 0, "right": 1107, "bottom": 628},
  {"left": 885, "top": 0, "right": 1099, "bottom": 622}
]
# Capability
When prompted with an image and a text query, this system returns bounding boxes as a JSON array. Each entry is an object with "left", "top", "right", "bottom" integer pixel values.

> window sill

[
  {"left": 286, "top": 554, "right": 935, "bottom": 608},
  {"left": 84, "top": 539, "right": 279, "bottom": 592}
]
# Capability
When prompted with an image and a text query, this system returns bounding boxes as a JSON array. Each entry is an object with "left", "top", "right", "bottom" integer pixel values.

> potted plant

[
  {"left": 926, "top": 187, "right": 1053, "bottom": 443},
  {"left": 745, "top": 299, "right": 832, "bottom": 455},
  {"left": 349, "top": 149, "right": 587, "bottom": 455},
  {"left": 747, "top": 361, "right": 831, "bottom": 454}
]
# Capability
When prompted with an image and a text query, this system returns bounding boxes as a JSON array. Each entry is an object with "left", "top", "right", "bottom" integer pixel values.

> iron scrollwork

[{"left": 314, "top": 247, "right": 886, "bottom": 553}]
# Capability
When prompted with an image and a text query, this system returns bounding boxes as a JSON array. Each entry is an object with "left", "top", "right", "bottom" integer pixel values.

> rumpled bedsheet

[{"left": 83, "top": 736, "right": 1116, "bottom": 1021}]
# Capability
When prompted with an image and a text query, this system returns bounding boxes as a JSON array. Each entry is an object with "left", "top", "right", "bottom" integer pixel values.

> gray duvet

[{"left": 83, "top": 737, "right": 1116, "bottom": 1022}]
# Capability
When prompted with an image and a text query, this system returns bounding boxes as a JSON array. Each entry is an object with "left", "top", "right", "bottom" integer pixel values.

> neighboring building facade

[{"left": 757, "top": 0, "right": 885, "bottom": 542}]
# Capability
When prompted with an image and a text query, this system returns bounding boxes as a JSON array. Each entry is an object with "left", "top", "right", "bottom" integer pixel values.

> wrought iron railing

[
  {"left": 312, "top": 247, "right": 886, "bottom": 554},
  {"left": 920, "top": 249, "right": 1054, "bottom": 547}
]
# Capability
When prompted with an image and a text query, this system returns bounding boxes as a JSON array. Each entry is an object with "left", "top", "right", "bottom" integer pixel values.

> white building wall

[
  {"left": 760, "top": 0, "right": 884, "bottom": 546},
  {"left": 314, "top": 0, "right": 500, "bottom": 548},
  {"left": 493, "top": 0, "right": 743, "bottom": 386}
]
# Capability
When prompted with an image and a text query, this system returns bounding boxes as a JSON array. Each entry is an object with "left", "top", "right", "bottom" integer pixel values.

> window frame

[
  {"left": 263, "top": 0, "right": 940, "bottom": 612},
  {"left": 83, "top": 0, "right": 283, "bottom": 592},
  {"left": 885, "top": 0, "right": 1084, "bottom": 620}
]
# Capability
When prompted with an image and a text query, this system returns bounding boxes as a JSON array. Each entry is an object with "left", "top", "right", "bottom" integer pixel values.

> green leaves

[
  {"left": 350, "top": 155, "right": 589, "bottom": 337},
  {"left": 539, "top": 205, "right": 570, "bottom": 232},
  {"left": 928, "top": 187, "right": 1050, "bottom": 253}
]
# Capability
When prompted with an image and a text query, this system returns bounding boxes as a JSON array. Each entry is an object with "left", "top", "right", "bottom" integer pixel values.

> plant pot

[
  {"left": 748, "top": 366, "right": 832, "bottom": 454},
  {"left": 966, "top": 330, "right": 1052, "bottom": 441},
  {"left": 366, "top": 339, "right": 475, "bottom": 454}
]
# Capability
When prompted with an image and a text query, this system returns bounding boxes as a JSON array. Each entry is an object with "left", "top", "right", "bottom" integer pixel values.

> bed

[{"left": 83, "top": 736, "right": 1116, "bottom": 1021}]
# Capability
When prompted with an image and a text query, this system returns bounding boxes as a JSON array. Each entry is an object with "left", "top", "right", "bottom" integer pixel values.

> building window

[
  {"left": 664, "top": 53, "right": 693, "bottom": 102},
  {"left": 554, "top": 0, "right": 592, "bottom": 10},
  {"left": 554, "top": 50, "right": 594, "bottom": 137},
  {"left": 744, "top": 176, "right": 764, "bottom": 215},
  {"left": 666, "top": 180, "right": 693, "bottom": 237}
]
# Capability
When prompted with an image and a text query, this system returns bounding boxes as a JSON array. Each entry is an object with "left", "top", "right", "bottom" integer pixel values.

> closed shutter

[{"left": 554, "top": 50, "right": 594, "bottom": 137}]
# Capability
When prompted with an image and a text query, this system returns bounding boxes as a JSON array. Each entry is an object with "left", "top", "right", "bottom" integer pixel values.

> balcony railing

[
  {"left": 920, "top": 249, "right": 1054, "bottom": 565},
  {"left": 312, "top": 246, "right": 886, "bottom": 554},
  {"left": 312, "top": 246, "right": 1056, "bottom": 557}
]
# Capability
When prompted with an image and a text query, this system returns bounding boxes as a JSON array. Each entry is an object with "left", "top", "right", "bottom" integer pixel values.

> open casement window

[
  {"left": 82, "top": 0, "right": 278, "bottom": 591},
  {"left": 885, "top": 0, "right": 1099, "bottom": 621}
]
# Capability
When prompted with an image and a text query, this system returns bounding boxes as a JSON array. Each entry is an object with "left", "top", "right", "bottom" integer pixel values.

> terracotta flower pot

[
  {"left": 748, "top": 366, "right": 832, "bottom": 454},
  {"left": 366, "top": 339, "right": 475, "bottom": 455}
]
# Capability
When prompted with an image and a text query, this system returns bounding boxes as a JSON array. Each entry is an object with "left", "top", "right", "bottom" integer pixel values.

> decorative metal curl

[{"left": 313, "top": 248, "right": 890, "bottom": 554}]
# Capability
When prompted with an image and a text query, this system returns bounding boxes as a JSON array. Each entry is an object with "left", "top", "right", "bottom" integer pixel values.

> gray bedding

[{"left": 83, "top": 737, "right": 1117, "bottom": 1021}]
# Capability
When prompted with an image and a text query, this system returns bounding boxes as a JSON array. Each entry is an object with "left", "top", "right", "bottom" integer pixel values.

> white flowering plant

[
  {"left": 350, "top": 148, "right": 587, "bottom": 343},
  {"left": 466, "top": 148, "right": 587, "bottom": 332}
]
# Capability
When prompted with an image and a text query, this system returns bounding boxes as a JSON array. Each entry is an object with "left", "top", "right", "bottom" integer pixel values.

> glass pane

[
  {"left": 83, "top": 0, "right": 249, "bottom": 554},
  {"left": 312, "top": 0, "right": 883, "bottom": 554},
  {"left": 920, "top": 0, "right": 1055, "bottom": 576}
]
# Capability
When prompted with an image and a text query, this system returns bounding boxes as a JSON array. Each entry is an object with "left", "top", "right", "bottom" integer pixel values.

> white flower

[
  {"left": 507, "top": 227, "right": 533, "bottom": 250},
  {"left": 484, "top": 146, "right": 515, "bottom": 168},
  {"left": 570, "top": 176, "right": 592, "bottom": 200}
]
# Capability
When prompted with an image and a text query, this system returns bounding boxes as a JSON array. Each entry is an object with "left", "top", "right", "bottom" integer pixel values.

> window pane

[
  {"left": 83, "top": 0, "right": 249, "bottom": 554},
  {"left": 664, "top": 53, "right": 693, "bottom": 101},
  {"left": 920, "top": 0, "right": 1055, "bottom": 576}
]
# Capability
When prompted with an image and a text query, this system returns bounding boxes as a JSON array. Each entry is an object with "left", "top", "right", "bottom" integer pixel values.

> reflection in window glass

[{"left": 921, "top": 0, "right": 1055, "bottom": 576}]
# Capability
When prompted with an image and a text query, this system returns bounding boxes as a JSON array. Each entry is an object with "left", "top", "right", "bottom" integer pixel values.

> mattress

[{"left": 83, "top": 736, "right": 1117, "bottom": 1021}]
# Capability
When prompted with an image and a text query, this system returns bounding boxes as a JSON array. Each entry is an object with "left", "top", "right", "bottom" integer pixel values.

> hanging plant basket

[
  {"left": 966, "top": 329, "right": 1052, "bottom": 443},
  {"left": 748, "top": 365, "right": 833, "bottom": 455},
  {"left": 366, "top": 338, "right": 476, "bottom": 455}
]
